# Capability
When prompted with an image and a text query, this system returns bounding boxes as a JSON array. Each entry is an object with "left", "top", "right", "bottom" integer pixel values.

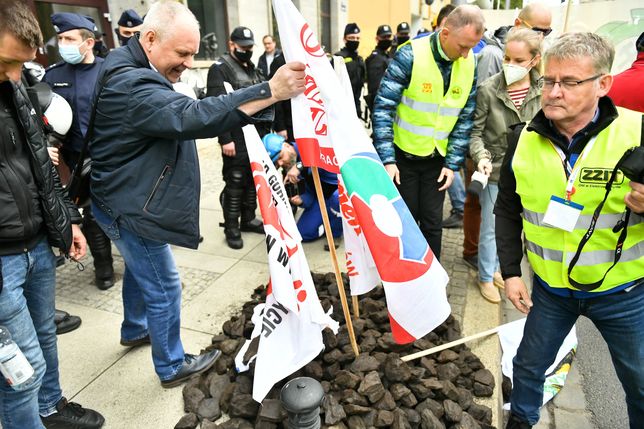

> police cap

[
  {"left": 397, "top": 22, "right": 410, "bottom": 34},
  {"left": 231, "top": 26, "right": 255, "bottom": 47},
  {"left": 344, "top": 23, "right": 360, "bottom": 36},
  {"left": 51, "top": 12, "right": 97, "bottom": 34},
  {"left": 376, "top": 25, "right": 392, "bottom": 37},
  {"left": 118, "top": 9, "right": 143, "bottom": 28}
]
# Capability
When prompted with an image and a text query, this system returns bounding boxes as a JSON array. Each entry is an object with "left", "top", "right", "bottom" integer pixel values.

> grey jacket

[{"left": 469, "top": 69, "right": 541, "bottom": 183}]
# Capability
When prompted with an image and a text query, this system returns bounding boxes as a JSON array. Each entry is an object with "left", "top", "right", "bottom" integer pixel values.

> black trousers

[{"left": 395, "top": 153, "right": 446, "bottom": 260}]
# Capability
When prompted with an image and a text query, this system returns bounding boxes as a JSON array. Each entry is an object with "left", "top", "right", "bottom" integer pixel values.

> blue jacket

[
  {"left": 90, "top": 38, "right": 274, "bottom": 249},
  {"left": 372, "top": 32, "right": 477, "bottom": 170}
]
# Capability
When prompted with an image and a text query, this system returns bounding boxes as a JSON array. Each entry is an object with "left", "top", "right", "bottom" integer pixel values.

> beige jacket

[{"left": 469, "top": 68, "right": 542, "bottom": 183}]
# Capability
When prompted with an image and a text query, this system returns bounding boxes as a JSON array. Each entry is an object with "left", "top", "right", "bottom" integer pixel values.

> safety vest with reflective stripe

[
  {"left": 393, "top": 37, "right": 475, "bottom": 157},
  {"left": 513, "top": 107, "right": 644, "bottom": 292}
]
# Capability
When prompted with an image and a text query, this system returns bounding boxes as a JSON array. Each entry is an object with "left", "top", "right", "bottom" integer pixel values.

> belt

[{"left": 396, "top": 146, "right": 441, "bottom": 160}]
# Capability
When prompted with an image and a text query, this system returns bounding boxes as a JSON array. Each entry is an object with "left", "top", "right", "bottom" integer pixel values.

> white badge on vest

[{"left": 542, "top": 196, "right": 584, "bottom": 232}]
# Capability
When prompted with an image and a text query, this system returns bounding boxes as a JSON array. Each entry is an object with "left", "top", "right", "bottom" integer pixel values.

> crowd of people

[{"left": 0, "top": 0, "right": 642, "bottom": 428}]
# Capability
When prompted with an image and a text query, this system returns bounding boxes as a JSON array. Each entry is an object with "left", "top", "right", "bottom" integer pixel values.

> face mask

[
  {"left": 397, "top": 35, "right": 410, "bottom": 45},
  {"left": 503, "top": 63, "right": 530, "bottom": 86},
  {"left": 59, "top": 41, "right": 86, "bottom": 65},
  {"left": 377, "top": 39, "right": 392, "bottom": 50},
  {"left": 234, "top": 48, "right": 253, "bottom": 63},
  {"left": 345, "top": 40, "right": 359, "bottom": 51}
]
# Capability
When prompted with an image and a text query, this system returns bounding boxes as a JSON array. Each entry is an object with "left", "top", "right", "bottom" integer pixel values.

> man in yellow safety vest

[{"left": 496, "top": 32, "right": 644, "bottom": 429}]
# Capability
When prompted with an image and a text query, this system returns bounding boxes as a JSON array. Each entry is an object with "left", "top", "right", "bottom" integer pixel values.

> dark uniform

[
  {"left": 43, "top": 12, "right": 114, "bottom": 289},
  {"left": 388, "top": 21, "right": 411, "bottom": 57},
  {"left": 115, "top": 9, "right": 143, "bottom": 47},
  {"left": 335, "top": 23, "right": 365, "bottom": 117},
  {"left": 206, "top": 27, "right": 268, "bottom": 249},
  {"left": 365, "top": 24, "right": 393, "bottom": 118}
]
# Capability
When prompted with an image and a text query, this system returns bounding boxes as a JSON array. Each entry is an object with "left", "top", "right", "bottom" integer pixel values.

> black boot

[
  {"left": 221, "top": 188, "right": 243, "bottom": 249},
  {"left": 240, "top": 184, "right": 264, "bottom": 234},
  {"left": 506, "top": 414, "right": 532, "bottom": 429},
  {"left": 83, "top": 212, "right": 114, "bottom": 290}
]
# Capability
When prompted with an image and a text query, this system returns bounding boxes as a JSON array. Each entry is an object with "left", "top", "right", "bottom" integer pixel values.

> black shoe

[
  {"left": 224, "top": 227, "right": 243, "bottom": 249},
  {"left": 442, "top": 210, "right": 463, "bottom": 228},
  {"left": 120, "top": 334, "right": 151, "bottom": 348},
  {"left": 41, "top": 397, "right": 105, "bottom": 429},
  {"left": 506, "top": 413, "right": 532, "bottom": 429},
  {"left": 240, "top": 218, "right": 264, "bottom": 234},
  {"left": 160, "top": 349, "right": 221, "bottom": 388},
  {"left": 463, "top": 254, "right": 479, "bottom": 271},
  {"left": 95, "top": 275, "right": 115, "bottom": 290},
  {"left": 54, "top": 310, "right": 82, "bottom": 335}
]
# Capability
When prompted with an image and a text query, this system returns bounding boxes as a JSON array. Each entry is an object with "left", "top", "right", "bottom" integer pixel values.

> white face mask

[{"left": 503, "top": 63, "right": 530, "bottom": 86}]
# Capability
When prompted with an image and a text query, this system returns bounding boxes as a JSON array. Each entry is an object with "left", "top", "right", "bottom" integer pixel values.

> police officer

[
  {"left": 365, "top": 24, "right": 393, "bottom": 119},
  {"left": 335, "top": 23, "right": 365, "bottom": 117},
  {"left": 206, "top": 26, "right": 267, "bottom": 249},
  {"left": 389, "top": 21, "right": 411, "bottom": 55},
  {"left": 43, "top": 12, "right": 115, "bottom": 290},
  {"left": 114, "top": 9, "right": 143, "bottom": 46}
]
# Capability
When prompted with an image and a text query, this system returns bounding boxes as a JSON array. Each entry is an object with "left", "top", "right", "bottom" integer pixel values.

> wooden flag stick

[
  {"left": 310, "top": 166, "right": 360, "bottom": 357},
  {"left": 400, "top": 325, "right": 502, "bottom": 362},
  {"left": 352, "top": 296, "right": 360, "bottom": 318}
]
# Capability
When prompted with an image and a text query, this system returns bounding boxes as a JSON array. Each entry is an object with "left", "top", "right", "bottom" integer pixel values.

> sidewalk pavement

[{"left": 52, "top": 140, "right": 503, "bottom": 428}]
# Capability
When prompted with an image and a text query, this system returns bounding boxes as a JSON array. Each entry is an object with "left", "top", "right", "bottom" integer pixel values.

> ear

[
  {"left": 85, "top": 37, "right": 95, "bottom": 49},
  {"left": 140, "top": 30, "right": 156, "bottom": 52},
  {"left": 514, "top": 18, "right": 522, "bottom": 28},
  {"left": 597, "top": 73, "right": 613, "bottom": 97}
]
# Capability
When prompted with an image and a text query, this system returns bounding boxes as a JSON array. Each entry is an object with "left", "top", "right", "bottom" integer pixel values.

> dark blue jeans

[
  {"left": 511, "top": 281, "right": 644, "bottom": 427},
  {"left": 92, "top": 203, "right": 185, "bottom": 381},
  {"left": 0, "top": 239, "right": 62, "bottom": 428}
]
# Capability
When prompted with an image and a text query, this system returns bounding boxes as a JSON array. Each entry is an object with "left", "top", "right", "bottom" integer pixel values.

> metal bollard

[{"left": 280, "top": 376, "right": 324, "bottom": 429}]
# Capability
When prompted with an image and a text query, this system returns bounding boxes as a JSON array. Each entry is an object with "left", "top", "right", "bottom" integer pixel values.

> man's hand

[
  {"left": 221, "top": 142, "right": 236, "bottom": 157},
  {"left": 68, "top": 224, "right": 87, "bottom": 261},
  {"left": 505, "top": 276, "right": 533, "bottom": 314},
  {"left": 285, "top": 166, "right": 300, "bottom": 184},
  {"left": 437, "top": 167, "right": 454, "bottom": 191},
  {"left": 625, "top": 181, "right": 644, "bottom": 213},
  {"left": 477, "top": 158, "right": 492, "bottom": 177},
  {"left": 290, "top": 195, "right": 303, "bottom": 206},
  {"left": 385, "top": 164, "right": 400, "bottom": 185},
  {"left": 269, "top": 62, "right": 307, "bottom": 101},
  {"left": 47, "top": 147, "right": 60, "bottom": 166}
]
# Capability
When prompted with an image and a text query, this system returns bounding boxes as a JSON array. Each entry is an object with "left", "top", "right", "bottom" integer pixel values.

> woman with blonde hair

[{"left": 469, "top": 28, "right": 543, "bottom": 303}]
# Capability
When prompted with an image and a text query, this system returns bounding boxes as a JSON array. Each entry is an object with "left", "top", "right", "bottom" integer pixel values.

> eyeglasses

[
  {"left": 520, "top": 19, "right": 553, "bottom": 37},
  {"left": 539, "top": 74, "right": 603, "bottom": 91}
]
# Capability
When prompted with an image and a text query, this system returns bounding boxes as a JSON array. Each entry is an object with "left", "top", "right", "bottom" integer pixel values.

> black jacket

[
  {"left": 334, "top": 47, "right": 365, "bottom": 116},
  {"left": 257, "top": 48, "right": 281, "bottom": 79},
  {"left": 0, "top": 80, "right": 80, "bottom": 254},
  {"left": 494, "top": 97, "right": 640, "bottom": 279},
  {"left": 90, "top": 38, "right": 273, "bottom": 249}
]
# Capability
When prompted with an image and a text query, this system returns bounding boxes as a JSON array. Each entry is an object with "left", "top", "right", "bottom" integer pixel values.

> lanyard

[{"left": 550, "top": 135, "right": 599, "bottom": 200}]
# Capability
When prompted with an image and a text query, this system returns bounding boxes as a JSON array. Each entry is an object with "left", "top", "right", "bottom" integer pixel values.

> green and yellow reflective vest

[
  {"left": 513, "top": 107, "right": 644, "bottom": 292},
  {"left": 393, "top": 37, "right": 475, "bottom": 157}
]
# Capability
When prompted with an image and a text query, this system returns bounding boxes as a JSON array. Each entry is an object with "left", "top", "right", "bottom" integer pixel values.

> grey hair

[
  {"left": 140, "top": 1, "right": 200, "bottom": 41},
  {"left": 544, "top": 32, "right": 614, "bottom": 75},
  {"left": 444, "top": 5, "right": 485, "bottom": 35}
]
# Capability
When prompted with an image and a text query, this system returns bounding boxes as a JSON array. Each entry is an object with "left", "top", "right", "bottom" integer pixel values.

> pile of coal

[{"left": 175, "top": 272, "right": 496, "bottom": 429}]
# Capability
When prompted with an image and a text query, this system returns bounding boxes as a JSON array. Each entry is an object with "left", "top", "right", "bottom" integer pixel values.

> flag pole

[
  {"left": 311, "top": 166, "right": 360, "bottom": 356},
  {"left": 352, "top": 296, "right": 360, "bottom": 318},
  {"left": 400, "top": 325, "right": 503, "bottom": 362}
]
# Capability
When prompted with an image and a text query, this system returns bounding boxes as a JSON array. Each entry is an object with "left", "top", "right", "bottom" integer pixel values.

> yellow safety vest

[
  {"left": 513, "top": 107, "right": 644, "bottom": 292},
  {"left": 393, "top": 37, "right": 475, "bottom": 157}
]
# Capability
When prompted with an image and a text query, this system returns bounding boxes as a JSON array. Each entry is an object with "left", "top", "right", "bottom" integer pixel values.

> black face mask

[
  {"left": 397, "top": 35, "right": 410, "bottom": 45},
  {"left": 234, "top": 48, "right": 253, "bottom": 63},
  {"left": 345, "top": 40, "right": 359, "bottom": 52},
  {"left": 377, "top": 39, "right": 392, "bottom": 51},
  {"left": 115, "top": 28, "right": 131, "bottom": 46}
]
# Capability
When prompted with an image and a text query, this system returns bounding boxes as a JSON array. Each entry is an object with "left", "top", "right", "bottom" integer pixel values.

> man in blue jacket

[
  {"left": 372, "top": 5, "right": 483, "bottom": 260},
  {"left": 89, "top": 1, "right": 305, "bottom": 388}
]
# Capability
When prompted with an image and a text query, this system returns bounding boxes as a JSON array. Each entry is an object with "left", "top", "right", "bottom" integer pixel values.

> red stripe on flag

[
  {"left": 388, "top": 313, "right": 417, "bottom": 344},
  {"left": 295, "top": 137, "right": 340, "bottom": 173}
]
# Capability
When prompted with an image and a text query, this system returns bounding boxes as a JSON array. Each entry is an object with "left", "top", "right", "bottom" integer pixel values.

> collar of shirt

[
  {"left": 149, "top": 61, "right": 158, "bottom": 73},
  {"left": 433, "top": 31, "right": 452, "bottom": 63}
]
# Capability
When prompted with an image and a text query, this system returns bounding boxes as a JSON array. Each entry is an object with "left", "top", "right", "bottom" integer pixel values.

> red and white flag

[
  {"left": 273, "top": 0, "right": 450, "bottom": 344},
  {"left": 234, "top": 121, "right": 338, "bottom": 403}
]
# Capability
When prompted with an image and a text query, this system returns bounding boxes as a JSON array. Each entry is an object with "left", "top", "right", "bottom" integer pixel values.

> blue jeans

[
  {"left": 92, "top": 203, "right": 185, "bottom": 381},
  {"left": 447, "top": 169, "right": 465, "bottom": 214},
  {"left": 0, "top": 239, "right": 62, "bottom": 429},
  {"left": 511, "top": 281, "right": 644, "bottom": 427},
  {"left": 478, "top": 183, "right": 498, "bottom": 282}
]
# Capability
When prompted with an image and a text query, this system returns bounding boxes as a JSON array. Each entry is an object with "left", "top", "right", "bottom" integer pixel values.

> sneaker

[
  {"left": 493, "top": 272, "right": 505, "bottom": 289},
  {"left": 160, "top": 349, "right": 221, "bottom": 388},
  {"left": 478, "top": 281, "right": 501, "bottom": 303},
  {"left": 462, "top": 254, "right": 478, "bottom": 271},
  {"left": 54, "top": 310, "right": 82, "bottom": 335},
  {"left": 120, "top": 334, "right": 151, "bottom": 348},
  {"left": 41, "top": 397, "right": 105, "bottom": 429},
  {"left": 442, "top": 210, "right": 463, "bottom": 229}
]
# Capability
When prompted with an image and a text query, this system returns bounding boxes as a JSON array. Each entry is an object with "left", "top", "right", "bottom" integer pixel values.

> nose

[
  {"left": 183, "top": 55, "right": 194, "bottom": 70},
  {"left": 548, "top": 81, "right": 563, "bottom": 97}
]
